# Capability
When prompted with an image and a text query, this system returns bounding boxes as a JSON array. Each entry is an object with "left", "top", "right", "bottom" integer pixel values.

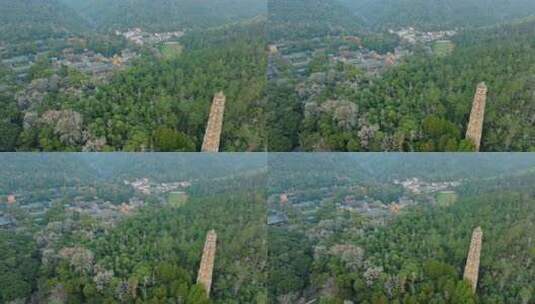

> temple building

[
  {"left": 197, "top": 230, "right": 218, "bottom": 297},
  {"left": 464, "top": 227, "right": 483, "bottom": 293},
  {"left": 201, "top": 92, "right": 226, "bottom": 152},
  {"left": 466, "top": 83, "right": 488, "bottom": 151}
]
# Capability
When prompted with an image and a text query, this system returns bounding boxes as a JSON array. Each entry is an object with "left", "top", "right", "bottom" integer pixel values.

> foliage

[
  {"left": 42, "top": 192, "right": 266, "bottom": 303},
  {"left": 0, "top": 231, "right": 39, "bottom": 303},
  {"left": 13, "top": 24, "right": 266, "bottom": 152},
  {"left": 0, "top": 94, "right": 22, "bottom": 151},
  {"left": 268, "top": 228, "right": 312, "bottom": 299},
  {"left": 268, "top": 18, "right": 535, "bottom": 151},
  {"left": 268, "top": 157, "right": 535, "bottom": 303}
]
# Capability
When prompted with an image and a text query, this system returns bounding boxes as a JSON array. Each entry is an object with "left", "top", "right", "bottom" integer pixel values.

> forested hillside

[
  {"left": 60, "top": 0, "right": 266, "bottom": 31},
  {"left": 39, "top": 192, "right": 266, "bottom": 303},
  {"left": 267, "top": 153, "right": 535, "bottom": 192},
  {"left": 7, "top": 21, "right": 267, "bottom": 152},
  {"left": 268, "top": 155, "right": 535, "bottom": 303},
  {"left": 269, "top": 191, "right": 535, "bottom": 303},
  {"left": 0, "top": 0, "right": 88, "bottom": 43},
  {"left": 337, "top": 0, "right": 535, "bottom": 30},
  {"left": 0, "top": 192, "right": 267, "bottom": 303},
  {"left": 357, "top": 18, "right": 535, "bottom": 151},
  {"left": 267, "top": 18, "right": 535, "bottom": 151},
  {"left": 268, "top": 0, "right": 363, "bottom": 41},
  {"left": 0, "top": 154, "right": 93, "bottom": 193},
  {"left": 0, "top": 153, "right": 266, "bottom": 193},
  {"left": 0, "top": 0, "right": 265, "bottom": 44},
  {"left": 0, "top": 230, "right": 40, "bottom": 303},
  {"left": 0, "top": 154, "right": 267, "bottom": 303}
]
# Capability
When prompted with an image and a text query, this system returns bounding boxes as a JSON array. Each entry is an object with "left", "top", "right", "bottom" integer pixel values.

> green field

[
  {"left": 168, "top": 191, "right": 188, "bottom": 208},
  {"left": 433, "top": 40, "right": 455, "bottom": 57},
  {"left": 436, "top": 191, "right": 458, "bottom": 207},
  {"left": 160, "top": 42, "right": 183, "bottom": 59}
]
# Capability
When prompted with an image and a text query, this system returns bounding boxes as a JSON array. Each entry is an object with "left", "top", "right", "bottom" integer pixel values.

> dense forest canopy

[
  {"left": 41, "top": 193, "right": 266, "bottom": 303},
  {"left": 59, "top": 29, "right": 265, "bottom": 152},
  {"left": 268, "top": 191, "right": 535, "bottom": 303},
  {"left": 0, "top": 0, "right": 268, "bottom": 152},
  {"left": 0, "top": 19, "right": 267, "bottom": 152},
  {"left": 2, "top": 0, "right": 535, "bottom": 151},
  {"left": 267, "top": 154, "right": 535, "bottom": 303},
  {"left": 267, "top": 12, "right": 535, "bottom": 151},
  {"left": 0, "top": 154, "right": 267, "bottom": 303},
  {"left": 1, "top": 153, "right": 534, "bottom": 303}
]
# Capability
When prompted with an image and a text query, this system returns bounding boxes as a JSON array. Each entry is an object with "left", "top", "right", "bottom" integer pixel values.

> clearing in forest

[
  {"left": 436, "top": 191, "right": 458, "bottom": 207},
  {"left": 160, "top": 42, "right": 183, "bottom": 59},
  {"left": 433, "top": 40, "right": 455, "bottom": 57},
  {"left": 168, "top": 191, "right": 188, "bottom": 208}
]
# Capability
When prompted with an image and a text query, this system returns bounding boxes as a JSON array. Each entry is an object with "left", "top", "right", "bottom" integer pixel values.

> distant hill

[
  {"left": 59, "top": 0, "right": 266, "bottom": 31},
  {"left": 337, "top": 0, "right": 535, "bottom": 30},
  {"left": 268, "top": 154, "right": 535, "bottom": 192},
  {"left": 0, "top": 154, "right": 266, "bottom": 193},
  {"left": 0, "top": 0, "right": 88, "bottom": 43},
  {"left": 268, "top": 0, "right": 364, "bottom": 41}
]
